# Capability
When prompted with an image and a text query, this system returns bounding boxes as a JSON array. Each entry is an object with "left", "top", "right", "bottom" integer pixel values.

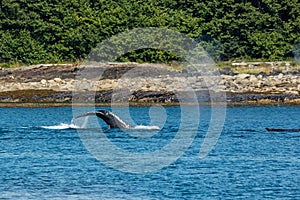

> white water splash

[
  {"left": 69, "top": 115, "right": 90, "bottom": 129},
  {"left": 133, "top": 125, "right": 160, "bottom": 130},
  {"left": 40, "top": 123, "right": 80, "bottom": 130},
  {"left": 41, "top": 116, "right": 90, "bottom": 130},
  {"left": 41, "top": 116, "right": 159, "bottom": 131},
  {"left": 80, "top": 116, "right": 90, "bottom": 129}
]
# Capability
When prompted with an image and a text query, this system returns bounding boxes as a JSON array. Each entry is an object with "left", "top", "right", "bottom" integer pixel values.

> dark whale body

[
  {"left": 73, "top": 110, "right": 132, "bottom": 129},
  {"left": 266, "top": 128, "right": 300, "bottom": 132}
]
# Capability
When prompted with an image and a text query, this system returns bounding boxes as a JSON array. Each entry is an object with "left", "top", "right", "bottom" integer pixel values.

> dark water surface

[{"left": 0, "top": 106, "right": 299, "bottom": 199}]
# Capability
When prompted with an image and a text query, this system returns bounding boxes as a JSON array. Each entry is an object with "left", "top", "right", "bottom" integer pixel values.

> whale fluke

[{"left": 73, "top": 110, "right": 132, "bottom": 129}]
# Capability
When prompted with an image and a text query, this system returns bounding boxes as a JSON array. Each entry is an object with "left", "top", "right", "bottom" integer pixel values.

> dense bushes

[{"left": 0, "top": 0, "right": 299, "bottom": 65}]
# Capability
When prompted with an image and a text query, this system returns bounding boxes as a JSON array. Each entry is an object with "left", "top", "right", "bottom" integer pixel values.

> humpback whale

[
  {"left": 73, "top": 110, "right": 132, "bottom": 129},
  {"left": 266, "top": 128, "right": 300, "bottom": 132}
]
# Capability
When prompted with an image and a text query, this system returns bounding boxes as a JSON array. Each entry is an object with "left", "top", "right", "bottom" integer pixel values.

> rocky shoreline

[{"left": 0, "top": 63, "right": 299, "bottom": 106}]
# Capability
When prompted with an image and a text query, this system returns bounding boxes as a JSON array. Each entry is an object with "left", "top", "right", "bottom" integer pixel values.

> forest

[{"left": 0, "top": 0, "right": 299, "bottom": 66}]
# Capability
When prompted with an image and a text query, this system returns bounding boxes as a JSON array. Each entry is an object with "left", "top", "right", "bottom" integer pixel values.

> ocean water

[{"left": 0, "top": 106, "right": 299, "bottom": 199}]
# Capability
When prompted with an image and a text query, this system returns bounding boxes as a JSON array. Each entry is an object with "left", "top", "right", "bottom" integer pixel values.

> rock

[
  {"left": 219, "top": 66, "right": 235, "bottom": 75},
  {"left": 41, "top": 79, "right": 47, "bottom": 85},
  {"left": 54, "top": 78, "right": 62, "bottom": 83},
  {"left": 236, "top": 74, "right": 250, "bottom": 79},
  {"left": 278, "top": 73, "right": 284, "bottom": 79},
  {"left": 249, "top": 75, "right": 257, "bottom": 82},
  {"left": 48, "top": 80, "right": 55, "bottom": 84}
]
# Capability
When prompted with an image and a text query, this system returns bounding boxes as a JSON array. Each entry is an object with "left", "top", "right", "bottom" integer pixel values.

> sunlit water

[{"left": 0, "top": 106, "right": 299, "bottom": 199}]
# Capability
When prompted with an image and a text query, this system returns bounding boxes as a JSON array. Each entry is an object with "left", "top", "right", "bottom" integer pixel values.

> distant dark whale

[
  {"left": 73, "top": 110, "right": 132, "bottom": 129},
  {"left": 266, "top": 128, "right": 300, "bottom": 132}
]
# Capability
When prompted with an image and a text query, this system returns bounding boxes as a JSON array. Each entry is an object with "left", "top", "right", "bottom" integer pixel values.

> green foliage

[
  {"left": 0, "top": 0, "right": 299, "bottom": 66},
  {"left": 0, "top": 30, "right": 48, "bottom": 64}
]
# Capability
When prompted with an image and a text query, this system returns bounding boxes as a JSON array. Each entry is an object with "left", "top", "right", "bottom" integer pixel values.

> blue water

[{"left": 0, "top": 106, "right": 299, "bottom": 199}]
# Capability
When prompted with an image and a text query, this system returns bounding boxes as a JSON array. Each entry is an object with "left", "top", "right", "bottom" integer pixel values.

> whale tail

[
  {"left": 73, "top": 110, "right": 132, "bottom": 129},
  {"left": 73, "top": 112, "right": 98, "bottom": 120}
]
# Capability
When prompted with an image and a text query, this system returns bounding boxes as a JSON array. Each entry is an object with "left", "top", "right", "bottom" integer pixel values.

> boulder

[
  {"left": 236, "top": 74, "right": 250, "bottom": 79},
  {"left": 40, "top": 79, "right": 47, "bottom": 85},
  {"left": 54, "top": 78, "right": 62, "bottom": 83}
]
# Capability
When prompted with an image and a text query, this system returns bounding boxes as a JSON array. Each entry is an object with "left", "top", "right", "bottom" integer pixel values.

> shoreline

[
  {"left": 0, "top": 89, "right": 299, "bottom": 107},
  {"left": 1, "top": 100, "right": 300, "bottom": 108},
  {"left": 0, "top": 63, "right": 299, "bottom": 107}
]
